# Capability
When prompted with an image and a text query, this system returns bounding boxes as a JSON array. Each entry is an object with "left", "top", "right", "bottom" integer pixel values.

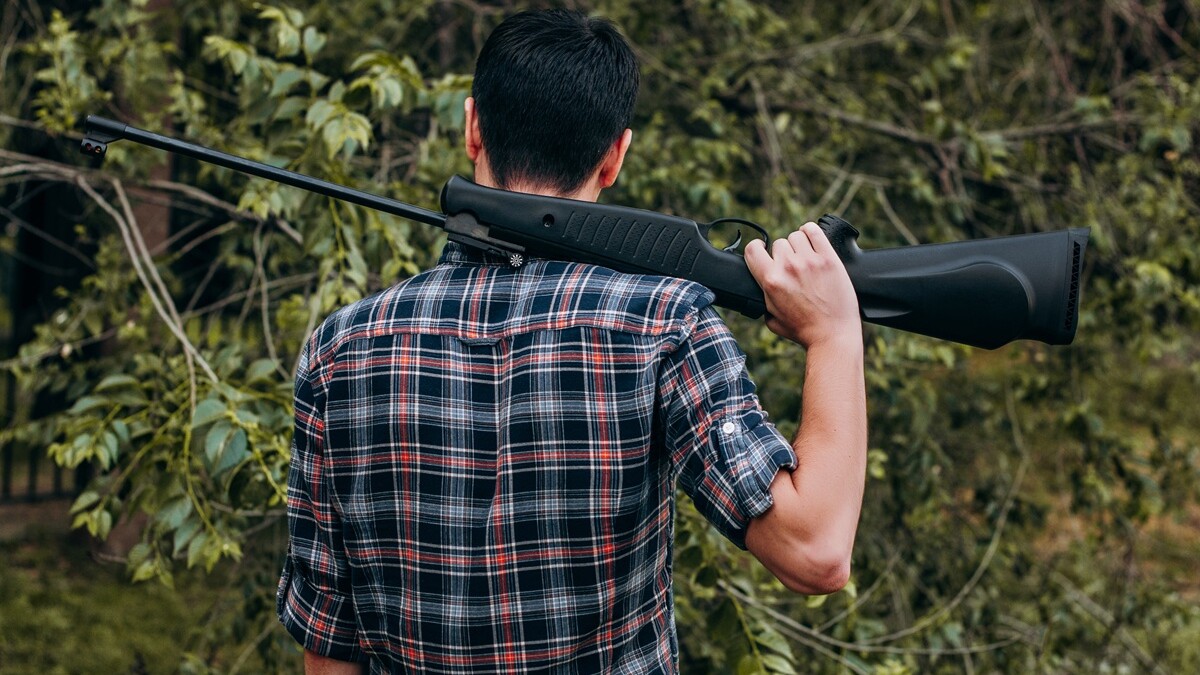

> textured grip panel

[{"left": 560, "top": 211, "right": 702, "bottom": 279}]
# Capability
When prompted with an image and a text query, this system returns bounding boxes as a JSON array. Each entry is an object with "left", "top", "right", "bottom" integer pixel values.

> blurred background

[{"left": 1, "top": 0, "right": 1197, "bottom": 672}]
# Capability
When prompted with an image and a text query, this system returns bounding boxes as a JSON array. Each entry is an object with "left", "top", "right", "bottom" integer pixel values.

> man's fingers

[
  {"left": 745, "top": 238, "right": 792, "bottom": 275},
  {"left": 744, "top": 238, "right": 770, "bottom": 274},
  {"left": 786, "top": 229, "right": 811, "bottom": 254},
  {"left": 744, "top": 238, "right": 767, "bottom": 256},
  {"left": 800, "top": 221, "right": 837, "bottom": 258}
]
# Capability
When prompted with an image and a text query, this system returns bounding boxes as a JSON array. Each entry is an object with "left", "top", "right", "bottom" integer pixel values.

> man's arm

[{"left": 742, "top": 223, "right": 867, "bottom": 595}]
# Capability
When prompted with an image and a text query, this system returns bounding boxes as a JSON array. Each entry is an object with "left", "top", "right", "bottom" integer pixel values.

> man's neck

[{"left": 473, "top": 168, "right": 600, "bottom": 203}]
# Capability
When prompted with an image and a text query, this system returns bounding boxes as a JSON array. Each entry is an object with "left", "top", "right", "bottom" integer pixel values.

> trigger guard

[{"left": 704, "top": 217, "right": 770, "bottom": 253}]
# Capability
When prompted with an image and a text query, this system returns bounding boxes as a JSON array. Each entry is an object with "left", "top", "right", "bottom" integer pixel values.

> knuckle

[{"left": 762, "top": 271, "right": 789, "bottom": 293}]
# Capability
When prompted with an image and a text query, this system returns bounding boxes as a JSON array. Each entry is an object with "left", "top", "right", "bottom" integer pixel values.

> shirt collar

[
  {"left": 437, "top": 241, "right": 547, "bottom": 267},
  {"left": 438, "top": 241, "right": 507, "bottom": 266}
]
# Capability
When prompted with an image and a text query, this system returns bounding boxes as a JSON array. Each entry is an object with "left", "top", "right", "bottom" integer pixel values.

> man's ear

[
  {"left": 597, "top": 128, "right": 633, "bottom": 189},
  {"left": 464, "top": 97, "right": 482, "bottom": 162}
]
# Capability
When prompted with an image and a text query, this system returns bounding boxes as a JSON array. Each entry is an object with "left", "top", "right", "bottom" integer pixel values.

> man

[{"left": 278, "top": 9, "right": 866, "bottom": 674}]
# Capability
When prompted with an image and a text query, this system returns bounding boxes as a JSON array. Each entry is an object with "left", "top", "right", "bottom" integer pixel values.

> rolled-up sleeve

[
  {"left": 277, "top": 338, "right": 363, "bottom": 662},
  {"left": 660, "top": 306, "right": 797, "bottom": 549}
]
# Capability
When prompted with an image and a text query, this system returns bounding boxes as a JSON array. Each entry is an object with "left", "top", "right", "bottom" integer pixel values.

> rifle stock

[
  {"left": 81, "top": 115, "right": 1088, "bottom": 350},
  {"left": 821, "top": 217, "right": 1089, "bottom": 349}
]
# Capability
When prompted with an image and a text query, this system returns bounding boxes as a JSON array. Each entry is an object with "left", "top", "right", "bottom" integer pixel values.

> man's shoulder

[
  {"left": 303, "top": 249, "right": 720, "bottom": 360},
  {"left": 301, "top": 281, "right": 411, "bottom": 360},
  {"left": 389, "top": 244, "right": 719, "bottom": 337},
  {"left": 535, "top": 257, "right": 716, "bottom": 323}
]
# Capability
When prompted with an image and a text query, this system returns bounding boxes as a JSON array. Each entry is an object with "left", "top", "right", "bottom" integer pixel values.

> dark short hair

[{"left": 472, "top": 9, "right": 639, "bottom": 194}]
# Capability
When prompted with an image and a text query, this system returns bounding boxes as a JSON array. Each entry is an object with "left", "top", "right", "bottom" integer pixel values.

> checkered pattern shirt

[{"left": 277, "top": 242, "right": 796, "bottom": 673}]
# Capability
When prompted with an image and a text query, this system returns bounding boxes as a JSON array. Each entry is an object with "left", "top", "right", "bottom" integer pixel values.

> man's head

[{"left": 465, "top": 9, "right": 639, "bottom": 199}]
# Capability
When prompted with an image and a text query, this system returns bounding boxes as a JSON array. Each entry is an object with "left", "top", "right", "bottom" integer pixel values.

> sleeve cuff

[
  {"left": 692, "top": 409, "right": 795, "bottom": 550},
  {"left": 732, "top": 419, "right": 797, "bottom": 523},
  {"left": 277, "top": 557, "right": 364, "bottom": 663}
]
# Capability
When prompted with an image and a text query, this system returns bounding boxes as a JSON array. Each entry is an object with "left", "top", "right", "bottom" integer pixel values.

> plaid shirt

[{"left": 278, "top": 242, "right": 796, "bottom": 673}]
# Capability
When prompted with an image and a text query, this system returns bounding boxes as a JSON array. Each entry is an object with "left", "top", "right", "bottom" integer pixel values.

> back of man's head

[{"left": 472, "top": 9, "right": 639, "bottom": 195}]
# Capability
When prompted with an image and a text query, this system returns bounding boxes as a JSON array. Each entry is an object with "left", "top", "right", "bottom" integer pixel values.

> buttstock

[{"left": 818, "top": 215, "right": 1090, "bottom": 350}]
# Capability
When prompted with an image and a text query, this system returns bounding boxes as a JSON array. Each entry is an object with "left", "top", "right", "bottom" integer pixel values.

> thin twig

[
  {"left": 874, "top": 186, "right": 919, "bottom": 245},
  {"left": 0, "top": 147, "right": 303, "bottom": 246},
  {"left": 0, "top": 203, "right": 95, "bottom": 269},
  {"left": 75, "top": 177, "right": 218, "bottom": 384},
  {"left": 252, "top": 223, "right": 288, "bottom": 378},
  {"left": 721, "top": 581, "right": 1030, "bottom": 657},
  {"left": 145, "top": 178, "right": 303, "bottom": 245},
  {"left": 834, "top": 175, "right": 864, "bottom": 216},
  {"left": 1050, "top": 571, "right": 1166, "bottom": 674},
  {"left": 860, "top": 387, "right": 1031, "bottom": 645},
  {"left": 227, "top": 620, "right": 277, "bottom": 674},
  {"left": 814, "top": 553, "right": 900, "bottom": 632}
]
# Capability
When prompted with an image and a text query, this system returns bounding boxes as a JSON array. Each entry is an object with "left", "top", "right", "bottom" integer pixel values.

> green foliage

[
  {"left": 2, "top": 0, "right": 1199, "bottom": 672},
  {"left": 0, "top": 527, "right": 300, "bottom": 674}
]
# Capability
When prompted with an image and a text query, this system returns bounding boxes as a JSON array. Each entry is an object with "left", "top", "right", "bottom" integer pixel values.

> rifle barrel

[{"left": 82, "top": 115, "right": 446, "bottom": 228}]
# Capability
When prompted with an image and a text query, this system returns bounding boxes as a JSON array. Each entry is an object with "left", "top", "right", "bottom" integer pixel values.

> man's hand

[{"left": 744, "top": 222, "right": 861, "bottom": 347}]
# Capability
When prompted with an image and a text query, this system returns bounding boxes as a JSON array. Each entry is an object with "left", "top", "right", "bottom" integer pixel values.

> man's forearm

[
  {"left": 744, "top": 333, "right": 866, "bottom": 594},
  {"left": 787, "top": 336, "right": 868, "bottom": 562}
]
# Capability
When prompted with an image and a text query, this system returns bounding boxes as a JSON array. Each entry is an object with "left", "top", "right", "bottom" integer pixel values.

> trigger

[{"left": 723, "top": 231, "right": 743, "bottom": 253}]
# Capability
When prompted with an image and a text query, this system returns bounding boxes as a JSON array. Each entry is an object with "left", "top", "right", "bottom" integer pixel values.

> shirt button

[{"left": 722, "top": 421, "right": 736, "bottom": 436}]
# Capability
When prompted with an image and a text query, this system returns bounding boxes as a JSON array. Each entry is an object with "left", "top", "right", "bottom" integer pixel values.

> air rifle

[{"left": 81, "top": 115, "right": 1088, "bottom": 349}]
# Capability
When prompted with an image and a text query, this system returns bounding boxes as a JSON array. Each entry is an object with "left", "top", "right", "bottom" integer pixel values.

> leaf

[
  {"left": 269, "top": 67, "right": 305, "bottom": 97},
  {"left": 100, "top": 430, "right": 120, "bottom": 468},
  {"left": 735, "top": 654, "right": 764, "bottom": 675},
  {"left": 345, "top": 246, "right": 369, "bottom": 288},
  {"left": 693, "top": 564, "right": 718, "bottom": 588},
  {"left": 755, "top": 625, "right": 792, "bottom": 657},
  {"left": 279, "top": 25, "right": 300, "bottom": 56},
  {"left": 68, "top": 395, "right": 109, "bottom": 415},
  {"left": 349, "top": 50, "right": 386, "bottom": 72},
  {"left": 96, "top": 509, "right": 113, "bottom": 540},
  {"left": 227, "top": 47, "right": 249, "bottom": 75},
  {"left": 709, "top": 598, "right": 739, "bottom": 637},
  {"left": 127, "top": 542, "right": 151, "bottom": 567},
  {"left": 760, "top": 654, "right": 796, "bottom": 674},
  {"left": 205, "top": 420, "right": 234, "bottom": 465},
  {"left": 71, "top": 490, "right": 101, "bottom": 514},
  {"left": 214, "top": 429, "right": 250, "bottom": 475},
  {"left": 328, "top": 80, "right": 345, "bottom": 102},
  {"left": 341, "top": 112, "right": 371, "bottom": 155},
  {"left": 173, "top": 518, "right": 201, "bottom": 556},
  {"left": 246, "top": 358, "right": 278, "bottom": 383},
  {"left": 112, "top": 419, "right": 131, "bottom": 444},
  {"left": 305, "top": 99, "right": 337, "bottom": 129},
  {"left": 380, "top": 78, "right": 404, "bottom": 109},
  {"left": 322, "top": 117, "right": 344, "bottom": 159},
  {"left": 158, "top": 497, "right": 192, "bottom": 530},
  {"left": 234, "top": 407, "right": 261, "bottom": 426},
  {"left": 132, "top": 558, "right": 158, "bottom": 583},
  {"left": 302, "top": 26, "right": 326, "bottom": 59},
  {"left": 186, "top": 529, "right": 210, "bottom": 568},
  {"left": 191, "top": 398, "right": 224, "bottom": 427},
  {"left": 95, "top": 374, "right": 138, "bottom": 391},
  {"left": 273, "top": 95, "right": 307, "bottom": 121}
]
